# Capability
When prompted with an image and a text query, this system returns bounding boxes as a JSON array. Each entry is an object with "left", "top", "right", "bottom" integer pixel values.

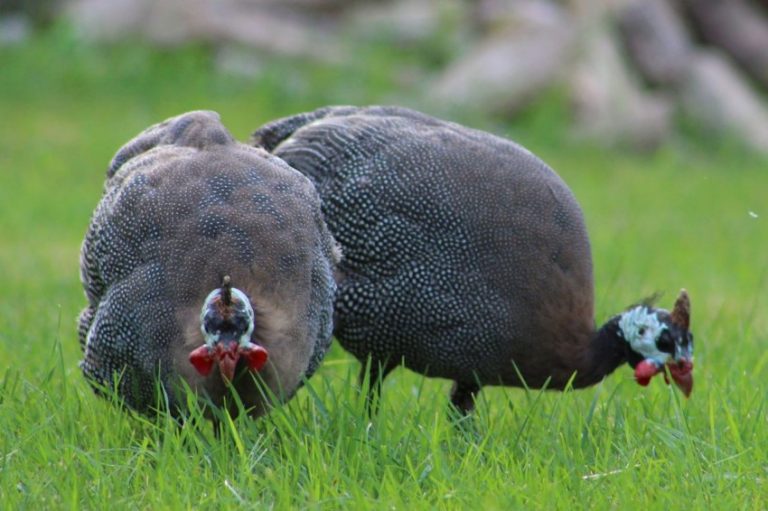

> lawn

[{"left": 0, "top": 28, "right": 766, "bottom": 509}]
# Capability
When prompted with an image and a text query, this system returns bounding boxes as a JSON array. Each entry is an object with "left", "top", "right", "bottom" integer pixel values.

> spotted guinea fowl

[
  {"left": 252, "top": 105, "right": 695, "bottom": 414},
  {"left": 78, "top": 110, "right": 339, "bottom": 418}
]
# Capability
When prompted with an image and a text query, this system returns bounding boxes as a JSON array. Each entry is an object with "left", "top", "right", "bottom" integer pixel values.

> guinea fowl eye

[
  {"left": 656, "top": 334, "right": 674, "bottom": 353},
  {"left": 638, "top": 327, "right": 646, "bottom": 336}
]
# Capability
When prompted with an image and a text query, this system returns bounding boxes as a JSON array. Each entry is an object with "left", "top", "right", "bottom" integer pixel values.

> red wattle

[
  {"left": 635, "top": 374, "right": 651, "bottom": 386},
  {"left": 667, "top": 360, "right": 694, "bottom": 397},
  {"left": 634, "top": 359, "right": 660, "bottom": 386},
  {"left": 189, "top": 345, "right": 215, "bottom": 376},
  {"left": 242, "top": 345, "right": 269, "bottom": 372}
]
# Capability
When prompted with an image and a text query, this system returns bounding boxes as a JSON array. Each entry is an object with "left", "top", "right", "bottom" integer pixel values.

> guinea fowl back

[
  {"left": 79, "top": 111, "right": 338, "bottom": 416},
  {"left": 253, "top": 106, "right": 595, "bottom": 389}
]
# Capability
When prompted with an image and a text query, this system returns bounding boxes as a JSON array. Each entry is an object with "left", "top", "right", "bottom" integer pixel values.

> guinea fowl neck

[{"left": 573, "top": 315, "right": 628, "bottom": 388}]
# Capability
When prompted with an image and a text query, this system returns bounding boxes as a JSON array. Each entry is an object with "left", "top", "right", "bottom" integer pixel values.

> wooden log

[
  {"left": 617, "top": 0, "right": 694, "bottom": 87},
  {"left": 679, "top": 50, "right": 768, "bottom": 154},
  {"left": 427, "top": 1, "right": 575, "bottom": 115},
  {"left": 571, "top": 20, "right": 672, "bottom": 151},
  {"left": 683, "top": 0, "right": 768, "bottom": 89}
]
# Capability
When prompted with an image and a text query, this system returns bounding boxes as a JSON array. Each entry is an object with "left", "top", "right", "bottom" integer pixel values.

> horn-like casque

[{"left": 670, "top": 289, "right": 690, "bottom": 330}]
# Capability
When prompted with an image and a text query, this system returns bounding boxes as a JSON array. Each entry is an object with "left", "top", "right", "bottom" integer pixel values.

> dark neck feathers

[{"left": 571, "top": 315, "right": 628, "bottom": 388}]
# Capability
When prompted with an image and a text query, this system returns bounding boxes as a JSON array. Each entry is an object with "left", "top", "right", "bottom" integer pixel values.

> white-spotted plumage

[
  {"left": 78, "top": 111, "right": 338, "bottom": 417},
  {"left": 252, "top": 105, "right": 696, "bottom": 413}
]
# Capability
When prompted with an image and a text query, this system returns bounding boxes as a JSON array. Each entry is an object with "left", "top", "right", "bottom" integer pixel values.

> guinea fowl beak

[
  {"left": 215, "top": 340, "right": 241, "bottom": 382},
  {"left": 666, "top": 359, "right": 694, "bottom": 398}
]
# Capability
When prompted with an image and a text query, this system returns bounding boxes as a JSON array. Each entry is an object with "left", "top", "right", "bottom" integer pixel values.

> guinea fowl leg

[
  {"left": 449, "top": 381, "right": 481, "bottom": 415},
  {"left": 359, "top": 358, "right": 396, "bottom": 416}
]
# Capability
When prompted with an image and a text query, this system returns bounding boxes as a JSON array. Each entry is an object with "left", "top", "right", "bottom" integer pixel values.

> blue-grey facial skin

[
  {"left": 619, "top": 306, "right": 673, "bottom": 366},
  {"left": 195, "top": 286, "right": 261, "bottom": 382},
  {"left": 619, "top": 307, "right": 693, "bottom": 365},
  {"left": 199, "top": 287, "right": 255, "bottom": 350}
]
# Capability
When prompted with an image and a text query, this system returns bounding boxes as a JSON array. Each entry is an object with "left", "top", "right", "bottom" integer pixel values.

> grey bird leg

[
  {"left": 449, "top": 381, "right": 481, "bottom": 415},
  {"left": 359, "top": 358, "right": 396, "bottom": 416}
]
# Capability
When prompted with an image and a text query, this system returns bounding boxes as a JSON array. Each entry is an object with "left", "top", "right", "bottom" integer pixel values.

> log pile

[
  {"left": 431, "top": 0, "right": 768, "bottom": 153},
  {"left": 56, "top": 0, "right": 768, "bottom": 153}
]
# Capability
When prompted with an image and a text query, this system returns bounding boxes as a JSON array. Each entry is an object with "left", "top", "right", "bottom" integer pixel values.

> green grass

[{"left": 1, "top": 26, "right": 767, "bottom": 509}]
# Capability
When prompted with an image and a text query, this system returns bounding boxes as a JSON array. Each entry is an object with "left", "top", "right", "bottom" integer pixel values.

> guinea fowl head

[
  {"left": 617, "top": 289, "right": 694, "bottom": 396},
  {"left": 189, "top": 276, "right": 269, "bottom": 382}
]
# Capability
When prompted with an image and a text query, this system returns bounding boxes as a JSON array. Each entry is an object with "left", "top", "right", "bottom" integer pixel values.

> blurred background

[
  {"left": 0, "top": 0, "right": 765, "bottom": 380},
  {"left": 2, "top": 3, "right": 767, "bottom": 506},
  {"left": 5, "top": 0, "right": 768, "bottom": 152}
]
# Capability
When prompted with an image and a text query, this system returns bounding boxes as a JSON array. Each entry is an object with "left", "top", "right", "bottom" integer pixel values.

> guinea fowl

[
  {"left": 252, "top": 105, "right": 695, "bottom": 414},
  {"left": 78, "top": 110, "right": 339, "bottom": 418}
]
